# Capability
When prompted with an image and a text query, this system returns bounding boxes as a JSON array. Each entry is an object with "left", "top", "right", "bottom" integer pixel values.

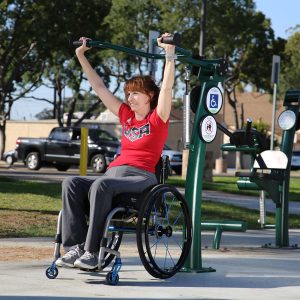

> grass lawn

[
  {"left": 167, "top": 175, "right": 300, "bottom": 202},
  {"left": 0, "top": 176, "right": 299, "bottom": 238},
  {"left": 0, "top": 178, "right": 61, "bottom": 238}
]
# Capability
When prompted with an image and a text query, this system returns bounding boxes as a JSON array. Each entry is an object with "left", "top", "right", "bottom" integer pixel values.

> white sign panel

[
  {"left": 205, "top": 87, "right": 223, "bottom": 114},
  {"left": 199, "top": 115, "right": 217, "bottom": 143}
]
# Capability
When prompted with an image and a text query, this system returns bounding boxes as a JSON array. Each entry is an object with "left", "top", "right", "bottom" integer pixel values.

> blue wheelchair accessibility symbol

[{"left": 209, "top": 94, "right": 218, "bottom": 108}]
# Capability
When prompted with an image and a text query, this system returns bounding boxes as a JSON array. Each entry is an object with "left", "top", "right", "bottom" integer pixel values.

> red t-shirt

[{"left": 108, "top": 103, "right": 169, "bottom": 173}]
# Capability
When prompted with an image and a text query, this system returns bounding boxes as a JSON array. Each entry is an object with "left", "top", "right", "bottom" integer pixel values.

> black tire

[
  {"left": 25, "top": 151, "right": 42, "bottom": 170},
  {"left": 5, "top": 155, "right": 14, "bottom": 167},
  {"left": 106, "top": 271, "right": 119, "bottom": 285},
  {"left": 136, "top": 184, "right": 192, "bottom": 279},
  {"left": 55, "top": 165, "right": 70, "bottom": 172},
  {"left": 173, "top": 166, "right": 182, "bottom": 175},
  {"left": 45, "top": 266, "right": 58, "bottom": 279},
  {"left": 91, "top": 154, "right": 106, "bottom": 173},
  {"left": 175, "top": 170, "right": 182, "bottom": 175},
  {"left": 100, "top": 231, "right": 123, "bottom": 270}
]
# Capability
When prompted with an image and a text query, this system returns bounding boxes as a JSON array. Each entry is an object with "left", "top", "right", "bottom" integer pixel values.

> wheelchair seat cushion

[
  {"left": 112, "top": 192, "right": 141, "bottom": 210},
  {"left": 112, "top": 185, "right": 155, "bottom": 211}
]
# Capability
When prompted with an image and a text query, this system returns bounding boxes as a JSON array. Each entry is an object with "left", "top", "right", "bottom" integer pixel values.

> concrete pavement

[
  {"left": 1, "top": 163, "right": 300, "bottom": 298},
  {"left": 1, "top": 230, "right": 300, "bottom": 299}
]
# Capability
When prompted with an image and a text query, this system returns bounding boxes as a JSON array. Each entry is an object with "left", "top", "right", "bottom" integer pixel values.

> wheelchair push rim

[{"left": 136, "top": 184, "right": 192, "bottom": 279}]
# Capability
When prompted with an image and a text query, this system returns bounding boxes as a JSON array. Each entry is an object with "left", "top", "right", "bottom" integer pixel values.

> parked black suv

[{"left": 15, "top": 127, "right": 120, "bottom": 173}]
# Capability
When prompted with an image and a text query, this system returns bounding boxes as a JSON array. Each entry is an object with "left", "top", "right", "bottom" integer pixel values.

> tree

[
  {"left": 1, "top": 0, "right": 288, "bottom": 163},
  {"left": 202, "top": 0, "right": 285, "bottom": 168},
  {"left": 0, "top": 0, "right": 111, "bottom": 156},
  {"left": 102, "top": 1, "right": 286, "bottom": 103},
  {"left": 0, "top": 0, "right": 46, "bottom": 156},
  {"left": 194, "top": 1, "right": 284, "bottom": 126},
  {"left": 280, "top": 27, "right": 300, "bottom": 93},
  {"left": 85, "top": 1, "right": 287, "bottom": 171},
  {"left": 35, "top": 108, "right": 53, "bottom": 120},
  {"left": 98, "top": 1, "right": 160, "bottom": 82},
  {"left": 35, "top": 92, "right": 106, "bottom": 121},
  {"left": 152, "top": 0, "right": 286, "bottom": 168},
  {"left": 29, "top": 0, "right": 112, "bottom": 126}
]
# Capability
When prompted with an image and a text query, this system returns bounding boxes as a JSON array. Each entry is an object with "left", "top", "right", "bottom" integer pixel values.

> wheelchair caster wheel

[
  {"left": 106, "top": 271, "right": 119, "bottom": 285},
  {"left": 45, "top": 266, "right": 58, "bottom": 279}
]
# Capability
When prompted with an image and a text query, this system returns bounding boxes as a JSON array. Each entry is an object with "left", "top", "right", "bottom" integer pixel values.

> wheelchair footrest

[{"left": 102, "top": 247, "right": 120, "bottom": 258}]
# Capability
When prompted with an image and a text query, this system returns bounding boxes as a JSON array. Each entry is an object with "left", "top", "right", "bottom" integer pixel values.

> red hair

[{"left": 124, "top": 75, "right": 160, "bottom": 109}]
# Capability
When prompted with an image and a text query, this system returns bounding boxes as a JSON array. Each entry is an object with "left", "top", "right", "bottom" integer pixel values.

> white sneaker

[
  {"left": 74, "top": 251, "right": 98, "bottom": 270},
  {"left": 56, "top": 246, "right": 84, "bottom": 268}
]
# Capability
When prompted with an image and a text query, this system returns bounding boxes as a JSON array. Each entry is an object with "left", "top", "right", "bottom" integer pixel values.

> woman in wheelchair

[{"left": 55, "top": 33, "right": 176, "bottom": 270}]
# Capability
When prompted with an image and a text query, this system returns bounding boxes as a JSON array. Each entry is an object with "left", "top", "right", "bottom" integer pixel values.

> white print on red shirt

[{"left": 124, "top": 123, "right": 150, "bottom": 142}]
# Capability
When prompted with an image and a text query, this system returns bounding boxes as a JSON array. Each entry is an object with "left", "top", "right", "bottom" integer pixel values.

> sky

[
  {"left": 10, "top": 0, "right": 300, "bottom": 120},
  {"left": 255, "top": 0, "right": 300, "bottom": 38}
]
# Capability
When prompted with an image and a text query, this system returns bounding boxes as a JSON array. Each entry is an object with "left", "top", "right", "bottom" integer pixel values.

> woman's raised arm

[
  {"left": 75, "top": 37, "right": 122, "bottom": 116},
  {"left": 156, "top": 33, "right": 176, "bottom": 123}
]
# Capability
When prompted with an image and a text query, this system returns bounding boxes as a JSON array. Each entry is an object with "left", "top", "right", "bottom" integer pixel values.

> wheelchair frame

[{"left": 46, "top": 155, "right": 192, "bottom": 285}]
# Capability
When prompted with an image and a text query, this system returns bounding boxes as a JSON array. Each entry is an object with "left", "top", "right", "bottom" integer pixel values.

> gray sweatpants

[{"left": 61, "top": 165, "right": 157, "bottom": 252}]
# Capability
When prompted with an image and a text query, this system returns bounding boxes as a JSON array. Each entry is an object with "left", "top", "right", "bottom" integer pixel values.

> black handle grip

[
  {"left": 72, "top": 40, "right": 92, "bottom": 48},
  {"left": 161, "top": 33, "right": 181, "bottom": 46},
  {"left": 245, "top": 118, "right": 253, "bottom": 145},
  {"left": 245, "top": 118, "right": 252, "bottom": 134}
]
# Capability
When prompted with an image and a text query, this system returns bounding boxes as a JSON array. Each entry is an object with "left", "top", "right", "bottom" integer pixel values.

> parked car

[
  {"left": 15, "top": 127, "right": 120, "bottom": 173},
  {"left": 291, "top": 151, "right": 300, "bottom": 170},
  {"left": 2, "top": 150, "right": 18, "bottom": 167},
  {"left": 162, "top": 144, "right": 182, "bottom": 175}
]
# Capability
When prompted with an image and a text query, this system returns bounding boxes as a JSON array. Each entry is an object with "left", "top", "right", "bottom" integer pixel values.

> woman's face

[{"left": 127, "top": 90, "right": 151, "bottom": 112}]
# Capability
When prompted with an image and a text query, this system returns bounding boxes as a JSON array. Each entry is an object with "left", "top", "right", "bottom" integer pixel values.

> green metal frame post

[
  {"left": 276, "top": 90, "right": 300, "bottom": 246},
  {"left": 184, "top": 72, "right": 226, "bottom": 272}
]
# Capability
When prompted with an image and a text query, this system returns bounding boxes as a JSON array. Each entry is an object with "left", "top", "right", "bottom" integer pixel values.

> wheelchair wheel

[
  {"left": 45, "top": 266, "right": 58, "bottom": 279},
  {"left": 136, "top": 184, "right": 192, "bottom": 279},
  {"left": 100, "top": 231, "right": 123, "bottom": 270},
  {"left": 106, "top": 271, "right": 119, "bottom": 285}
]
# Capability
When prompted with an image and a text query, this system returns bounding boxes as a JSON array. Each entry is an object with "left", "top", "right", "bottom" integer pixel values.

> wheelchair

[{"left": 45, "top": 156, "right": 192, "bottom": 285}]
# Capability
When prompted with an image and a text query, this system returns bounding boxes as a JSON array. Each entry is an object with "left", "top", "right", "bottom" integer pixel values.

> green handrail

[
  {"left": 75, "top": 40, "right": 227, "bottom": 76},
  {"left": 220, "top": 143, "right": 259, "bottom": 153}
]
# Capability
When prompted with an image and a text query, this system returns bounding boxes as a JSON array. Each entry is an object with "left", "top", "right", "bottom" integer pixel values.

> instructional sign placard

[
  {"left": 199, "top": 115, "right": 217, "bottom": 143},
  {"left": 205, "top": 87, "right": 223, "bottom": 114}
]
